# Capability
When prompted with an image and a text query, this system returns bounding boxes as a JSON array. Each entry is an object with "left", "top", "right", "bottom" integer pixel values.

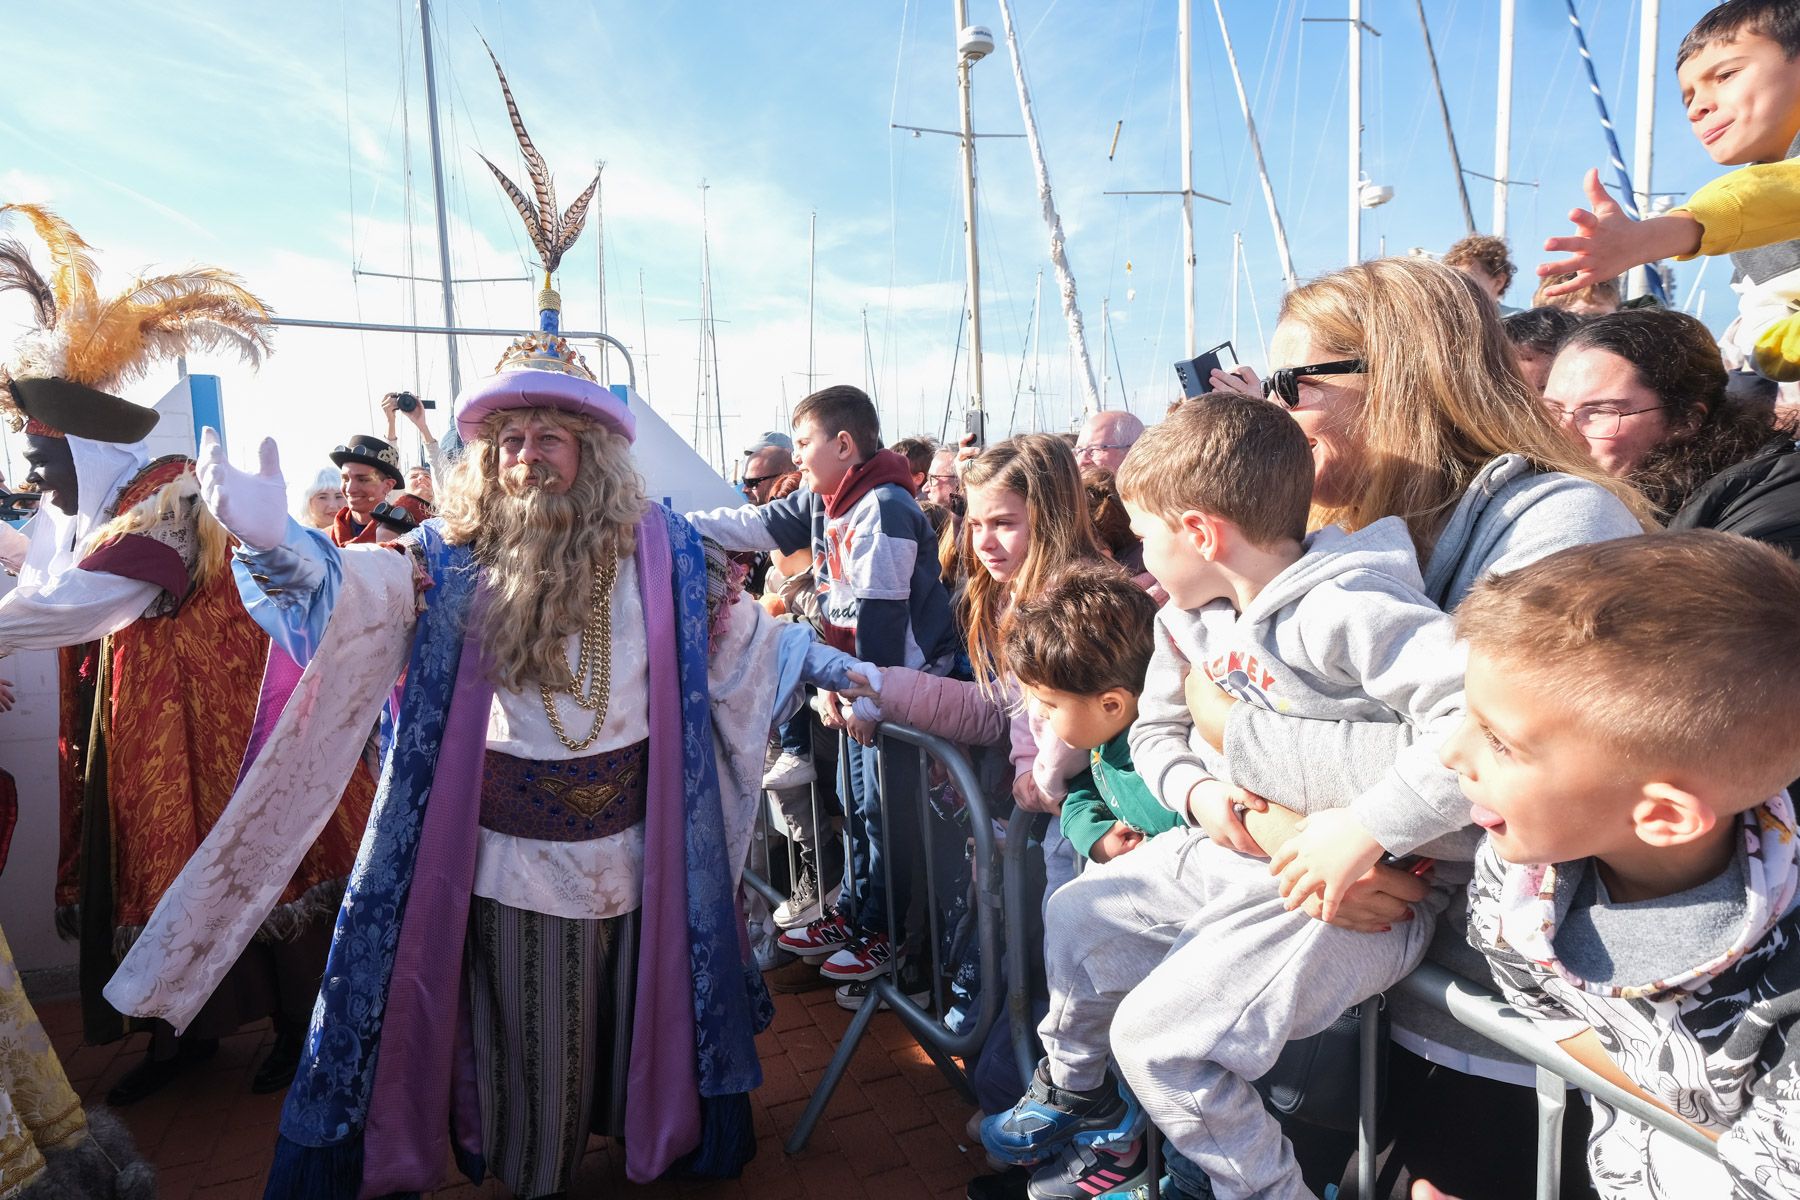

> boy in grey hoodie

[
  {"left": 1447, "top": 531, "right": 1800, "bottom": 1200},
  {"left": 983, "top": 393, "right": 1472, "bottom": 1200}
]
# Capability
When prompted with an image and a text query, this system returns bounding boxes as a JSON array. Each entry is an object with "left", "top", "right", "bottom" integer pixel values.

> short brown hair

[
  {"left": 1115, "top": 391, "right": 1313, "bottom": 547},
  {"left": 1677, "top": 0, "right": 1800, "bottom": 67},
  {"left": 1530, "top": 272, "right": 1620, "bottom": 312},
  {"left": 1456, "top": 530, "right": 1800, "bottom": 801},
  {"left": 1442, "top": 234, "right": 1517, "bottom": 293},
  {"left": 1007, "top": 565, "right": 1159, "bottom": 697},
  {"left": 890, "top": 436, "right": 936, "bottom": 477},
  {"left": 793, "top": 385, "right": 881, "bottom": 459}
]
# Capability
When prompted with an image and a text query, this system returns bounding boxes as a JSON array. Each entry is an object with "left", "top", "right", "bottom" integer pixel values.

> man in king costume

[
  {"left": 104, "top": 54, "right": 774, "bottom": 1200},
  {"left": 0, "top": 204, "right": 375, "bottom": 1105}
]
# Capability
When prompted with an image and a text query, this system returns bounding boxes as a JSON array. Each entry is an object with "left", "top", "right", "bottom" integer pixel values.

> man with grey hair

[
  {"left": 923, "top": 446, "right": 962, "bottom": 509},
  {"left": 1074, "top": 410, "right": 1147, "bottom": 474}
]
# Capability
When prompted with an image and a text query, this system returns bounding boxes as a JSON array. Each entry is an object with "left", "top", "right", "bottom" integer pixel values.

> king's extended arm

[{"left": 198, "top": 427, "right": 343, "bottom": 666}]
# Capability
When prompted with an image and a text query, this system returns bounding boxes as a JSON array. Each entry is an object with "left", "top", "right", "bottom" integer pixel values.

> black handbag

[{"left": 1253, "top": 997, "right": 1389, "bottom": 1134}]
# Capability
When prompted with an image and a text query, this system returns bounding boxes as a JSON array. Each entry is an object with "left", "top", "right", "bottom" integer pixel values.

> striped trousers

[{"left": 466, "top": 897, "right": 638, "bottom": 1199}]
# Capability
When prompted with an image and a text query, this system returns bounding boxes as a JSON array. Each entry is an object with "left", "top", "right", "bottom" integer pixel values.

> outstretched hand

[
  {"left": 1538, "top": 168, "right": 1701, "bottom": 297},
  {"left": 197, "top": 427, "right": 288, "bottom": 552}
]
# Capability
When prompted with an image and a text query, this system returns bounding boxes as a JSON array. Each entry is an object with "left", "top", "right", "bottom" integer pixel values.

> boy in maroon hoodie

[{"left": 688, "top": 385, "right": 955, "bottom": 985}]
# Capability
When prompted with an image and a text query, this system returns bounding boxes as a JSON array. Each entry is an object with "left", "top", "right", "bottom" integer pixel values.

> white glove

[
  {"left": 197, "top": 427, "right": 288, "bottom": 553},
  {"left": 847, "top": 662, "right": 883, "bottom": 725}
]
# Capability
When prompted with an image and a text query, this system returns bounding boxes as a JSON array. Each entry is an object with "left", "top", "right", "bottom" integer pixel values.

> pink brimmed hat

[
  {"left": 453, "top": 45, "right": 632, "bottom": 444},
  {"left": 452, "top": 325, "right": 635, "bottom": 444}
]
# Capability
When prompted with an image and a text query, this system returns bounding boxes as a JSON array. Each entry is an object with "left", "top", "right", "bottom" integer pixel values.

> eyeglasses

[
  {"left": 1262, "top": 359, "right": 1367, "bottom": 407},
  {"left": 1074, "top": 443, "right": 1131, "bottom": 456},
  {"left": 927, "top": 473, "right": 959, "bottom": 484},
  {"left": 1540, "top": 401, "right": 1665, "bottom": 440}
]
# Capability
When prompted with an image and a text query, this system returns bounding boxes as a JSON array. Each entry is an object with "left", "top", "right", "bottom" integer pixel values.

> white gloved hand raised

[{"left": 197, "top": 427, "right": 288, "bottom": 553}]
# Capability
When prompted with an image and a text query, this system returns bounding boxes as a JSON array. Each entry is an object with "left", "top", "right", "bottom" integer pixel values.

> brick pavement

[{"left": 41, "top": 982, "right": 992, "bottom": 1200}]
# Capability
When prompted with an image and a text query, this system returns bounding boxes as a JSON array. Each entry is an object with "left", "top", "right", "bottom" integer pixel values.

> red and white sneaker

[
  {"left": 776, "top": 906, "right": 852, "bottom": 957},
  {"left": 818, "top": 932, "right": 894, "bottom": 982}
]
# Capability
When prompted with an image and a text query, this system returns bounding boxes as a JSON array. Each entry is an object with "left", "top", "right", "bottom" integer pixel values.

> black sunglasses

[
  {"left": 1261, "top": 359, "right": 1367, "bottom": 408},
  {"left": 742, "top": 474, "right": 781, "bottom": 490}
]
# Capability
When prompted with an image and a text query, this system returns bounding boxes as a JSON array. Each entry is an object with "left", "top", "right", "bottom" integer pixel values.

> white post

[
  {"left": 1348, "top": 0, "right": 1362, "bottom": 266},
  {"left": 417, "top": 0, "right": 460, "bottom": 398},
  {"left": 1179, "top": 0, "right": 1197, "bottom": 354},
  {"left": 1213, "top": 0, "right": 1298, "bottom": 289},
  {"left": 807, "top": 210, "right": 817, "bottom": 389},
  {"left": 1494, "top": 0, "right": 1516, "bottom": 237},
  {"left": 1230, "top": 232, "right": 1242, "bottom": 351},
  {"left": 954, "top": 0, "right": 986, "bottom": 436},
  {"left": 595, "top": 160, "right": 608, "bottom": 383},
  {"left": 1629, "top": 0, "right": 1661, "bottom": 300}
]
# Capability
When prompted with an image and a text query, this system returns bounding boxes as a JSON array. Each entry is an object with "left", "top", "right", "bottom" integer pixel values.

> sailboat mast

[
  {"left": 1030, "top": 269, "right": 1043, "bottom": 431},
  {"left": 417, "top": 0, "right": 461, "bottom": 398},
  {"left": 1213, "top": 0, "right": 1296, "bottom": 288},
  {"left": 1629, "top": 0, "right": 1661, "bottom": 300},
  {"left": 1347, "top": 0, "right": 1363, "bottom": 266},
  {"left": 954, "top": 0, "right": 986, "bottom": 441},
  {"left": 1494, "top": 0, "right": 1516, "bottom": 236},
  {"left": 1179, "top": 0, "right": 1196, "bottom": 354},
  {"left": 807, "top": 210, "right": 817, "bottom": 391},
  {"left": 1414, "top": 0, "right": 1475, "bottom": 234}
]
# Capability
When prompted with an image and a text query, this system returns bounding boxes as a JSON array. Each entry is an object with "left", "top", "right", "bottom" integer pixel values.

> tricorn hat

[
  {"left": 451, "top": 45, "right": 633, "bottom": 446},
  {"left": 0, "top": 204, "right": 271, "bottom": 444},
  {"left": 329, "top": 435, "right": 406, "bottom": 487}
]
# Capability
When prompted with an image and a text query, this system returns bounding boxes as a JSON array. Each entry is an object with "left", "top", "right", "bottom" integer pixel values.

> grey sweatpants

[{"left": 1039, "top": 826, "right": 1443, "bottom": 1200}]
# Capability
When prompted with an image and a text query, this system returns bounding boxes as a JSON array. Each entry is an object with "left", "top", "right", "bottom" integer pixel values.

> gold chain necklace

[{"left": 540, "top": 555, "right": 620, "bottom": 752}]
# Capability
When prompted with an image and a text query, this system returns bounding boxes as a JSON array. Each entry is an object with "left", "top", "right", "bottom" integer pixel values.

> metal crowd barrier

[
  {"left": 995, "top": 807, "right": 1719, "bottom": 1200},
  {"left": 747, "top": 722, "right": 1719, "bottom": 1198},
  {"left": 742, "top": 722, "right": 1007, "bottom": 1154},
  {"left": 1364, "top": 962, "right": 1718, "bottom": 1200}
]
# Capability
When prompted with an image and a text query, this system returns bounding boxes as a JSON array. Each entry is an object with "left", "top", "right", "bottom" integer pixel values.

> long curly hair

[
  {"left": 436, "top": 407, "right": 645, "bottom": 690},
  {"left": 1558, "top": 307, "right": 1782, "bottom": 519}
]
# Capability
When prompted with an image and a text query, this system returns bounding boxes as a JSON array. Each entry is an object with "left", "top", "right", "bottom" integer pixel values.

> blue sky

[{"left": 0, "top": 0, "right": 1727, "bottom": 479}]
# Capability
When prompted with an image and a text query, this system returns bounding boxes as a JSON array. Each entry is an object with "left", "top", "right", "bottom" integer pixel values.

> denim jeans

[{"left": 842, "top": 736, "right": 921, "bottom": 941}]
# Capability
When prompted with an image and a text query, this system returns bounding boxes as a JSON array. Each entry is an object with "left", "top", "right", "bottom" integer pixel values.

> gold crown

[{"left": 494, "top": 331, "right": 595, "bottom": 382}]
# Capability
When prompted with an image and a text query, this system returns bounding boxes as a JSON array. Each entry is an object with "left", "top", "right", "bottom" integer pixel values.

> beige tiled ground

[{"left": 42, "top": 984, "right": 990, "bottom": 1200}]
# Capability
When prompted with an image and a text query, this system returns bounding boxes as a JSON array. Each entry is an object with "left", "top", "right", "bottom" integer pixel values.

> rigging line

[
  {"left": 1292, "top": 47, "right": 1348, "bottom": 249},
  {"left": 398, "top": 0, "right": 422, "bottom": 400}
]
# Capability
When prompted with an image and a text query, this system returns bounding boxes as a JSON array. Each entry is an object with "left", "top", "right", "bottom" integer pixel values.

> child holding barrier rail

[
  {"left": 982, "top": 393, "right": 1476, "bottom": 1200},
  {"left": 1447, "top": 531, "right": 1800, "bottom": 1200}
]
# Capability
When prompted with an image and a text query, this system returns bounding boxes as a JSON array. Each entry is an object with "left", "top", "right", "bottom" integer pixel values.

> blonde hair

[
  {"left": 1279, "top": 257, "right": 1656, "bottom": 550},
  {"left": 958, "top": 434, "right": 1105, "bottom": 694},
  {"left": 437, "top": 407, "right": 646, "bottom": 691},
  {"left": 1457, "top": 530, "right": 1800, "bottom": 802},
  {"left": 86, "top": 472, "right": 230, "bottom": 589}
]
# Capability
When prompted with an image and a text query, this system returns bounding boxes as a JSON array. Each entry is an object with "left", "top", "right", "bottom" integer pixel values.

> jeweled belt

[{"left": 478, "top": 740, "right": 648, "bottom": 842}]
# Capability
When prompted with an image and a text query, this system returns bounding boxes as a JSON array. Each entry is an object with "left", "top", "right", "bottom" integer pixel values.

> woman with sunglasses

[
  {"left": 1199, "top": 256, "right": 1654, "bottom": 1199},
  {"left": 1544, "top": 307, "right": 1800, "bottom": 556}
]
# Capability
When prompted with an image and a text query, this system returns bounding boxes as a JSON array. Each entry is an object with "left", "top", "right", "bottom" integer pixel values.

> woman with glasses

[
  {"left": 1544, "top": 307, "right": 1800, "bottom": 555},
  {"left": 1197, "top": 256, "right": 1653, "bottom": 1200}
]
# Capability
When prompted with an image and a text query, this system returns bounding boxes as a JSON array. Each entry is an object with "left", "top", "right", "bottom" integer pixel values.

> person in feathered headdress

[
  {"left": 0, "top": 204, "right": 377, "bottom": 1109},
  {"left": 97, "top": 47, "right": 874, "bottom": 1200}
]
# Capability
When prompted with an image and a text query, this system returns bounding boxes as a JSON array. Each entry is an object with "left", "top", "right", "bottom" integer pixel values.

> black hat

[
  {"left": 8, "top": 378, "right": 161, "bottom": 443},
  {"left": 329, "top": 435, "right": 405, "bottom": 486}
]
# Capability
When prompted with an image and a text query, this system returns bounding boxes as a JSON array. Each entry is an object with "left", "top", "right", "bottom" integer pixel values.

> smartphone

[{"left": 1174, "top": 342, "right": 1238, "bottom": 398}]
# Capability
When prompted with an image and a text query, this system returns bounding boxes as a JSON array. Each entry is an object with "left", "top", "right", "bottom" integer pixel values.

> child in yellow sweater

[{"left": 1539, "top": 0, "right": 1800, "bottom": 379}]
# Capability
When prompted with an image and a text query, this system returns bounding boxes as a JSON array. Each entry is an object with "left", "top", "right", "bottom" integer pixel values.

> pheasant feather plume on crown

[
  {"left": 0, "top": 204, "right": 272, "bottom": 432},
  {"left": 476, "top": 40, "right": 600, "bottom": 279}
]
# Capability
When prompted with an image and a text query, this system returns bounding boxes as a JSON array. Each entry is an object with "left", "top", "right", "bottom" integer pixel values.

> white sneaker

[
  {"left": 762, "top": 751, "right": 817, "bottom": 790},
  {"left": 774, "top": 876, "right": 843, "bottom": 931}
]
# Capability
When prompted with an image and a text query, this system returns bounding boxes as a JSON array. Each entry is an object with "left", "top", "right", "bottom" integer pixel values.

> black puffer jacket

[{"left": 1667, "top": 437, "right": 1800, "bottom": 558}]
